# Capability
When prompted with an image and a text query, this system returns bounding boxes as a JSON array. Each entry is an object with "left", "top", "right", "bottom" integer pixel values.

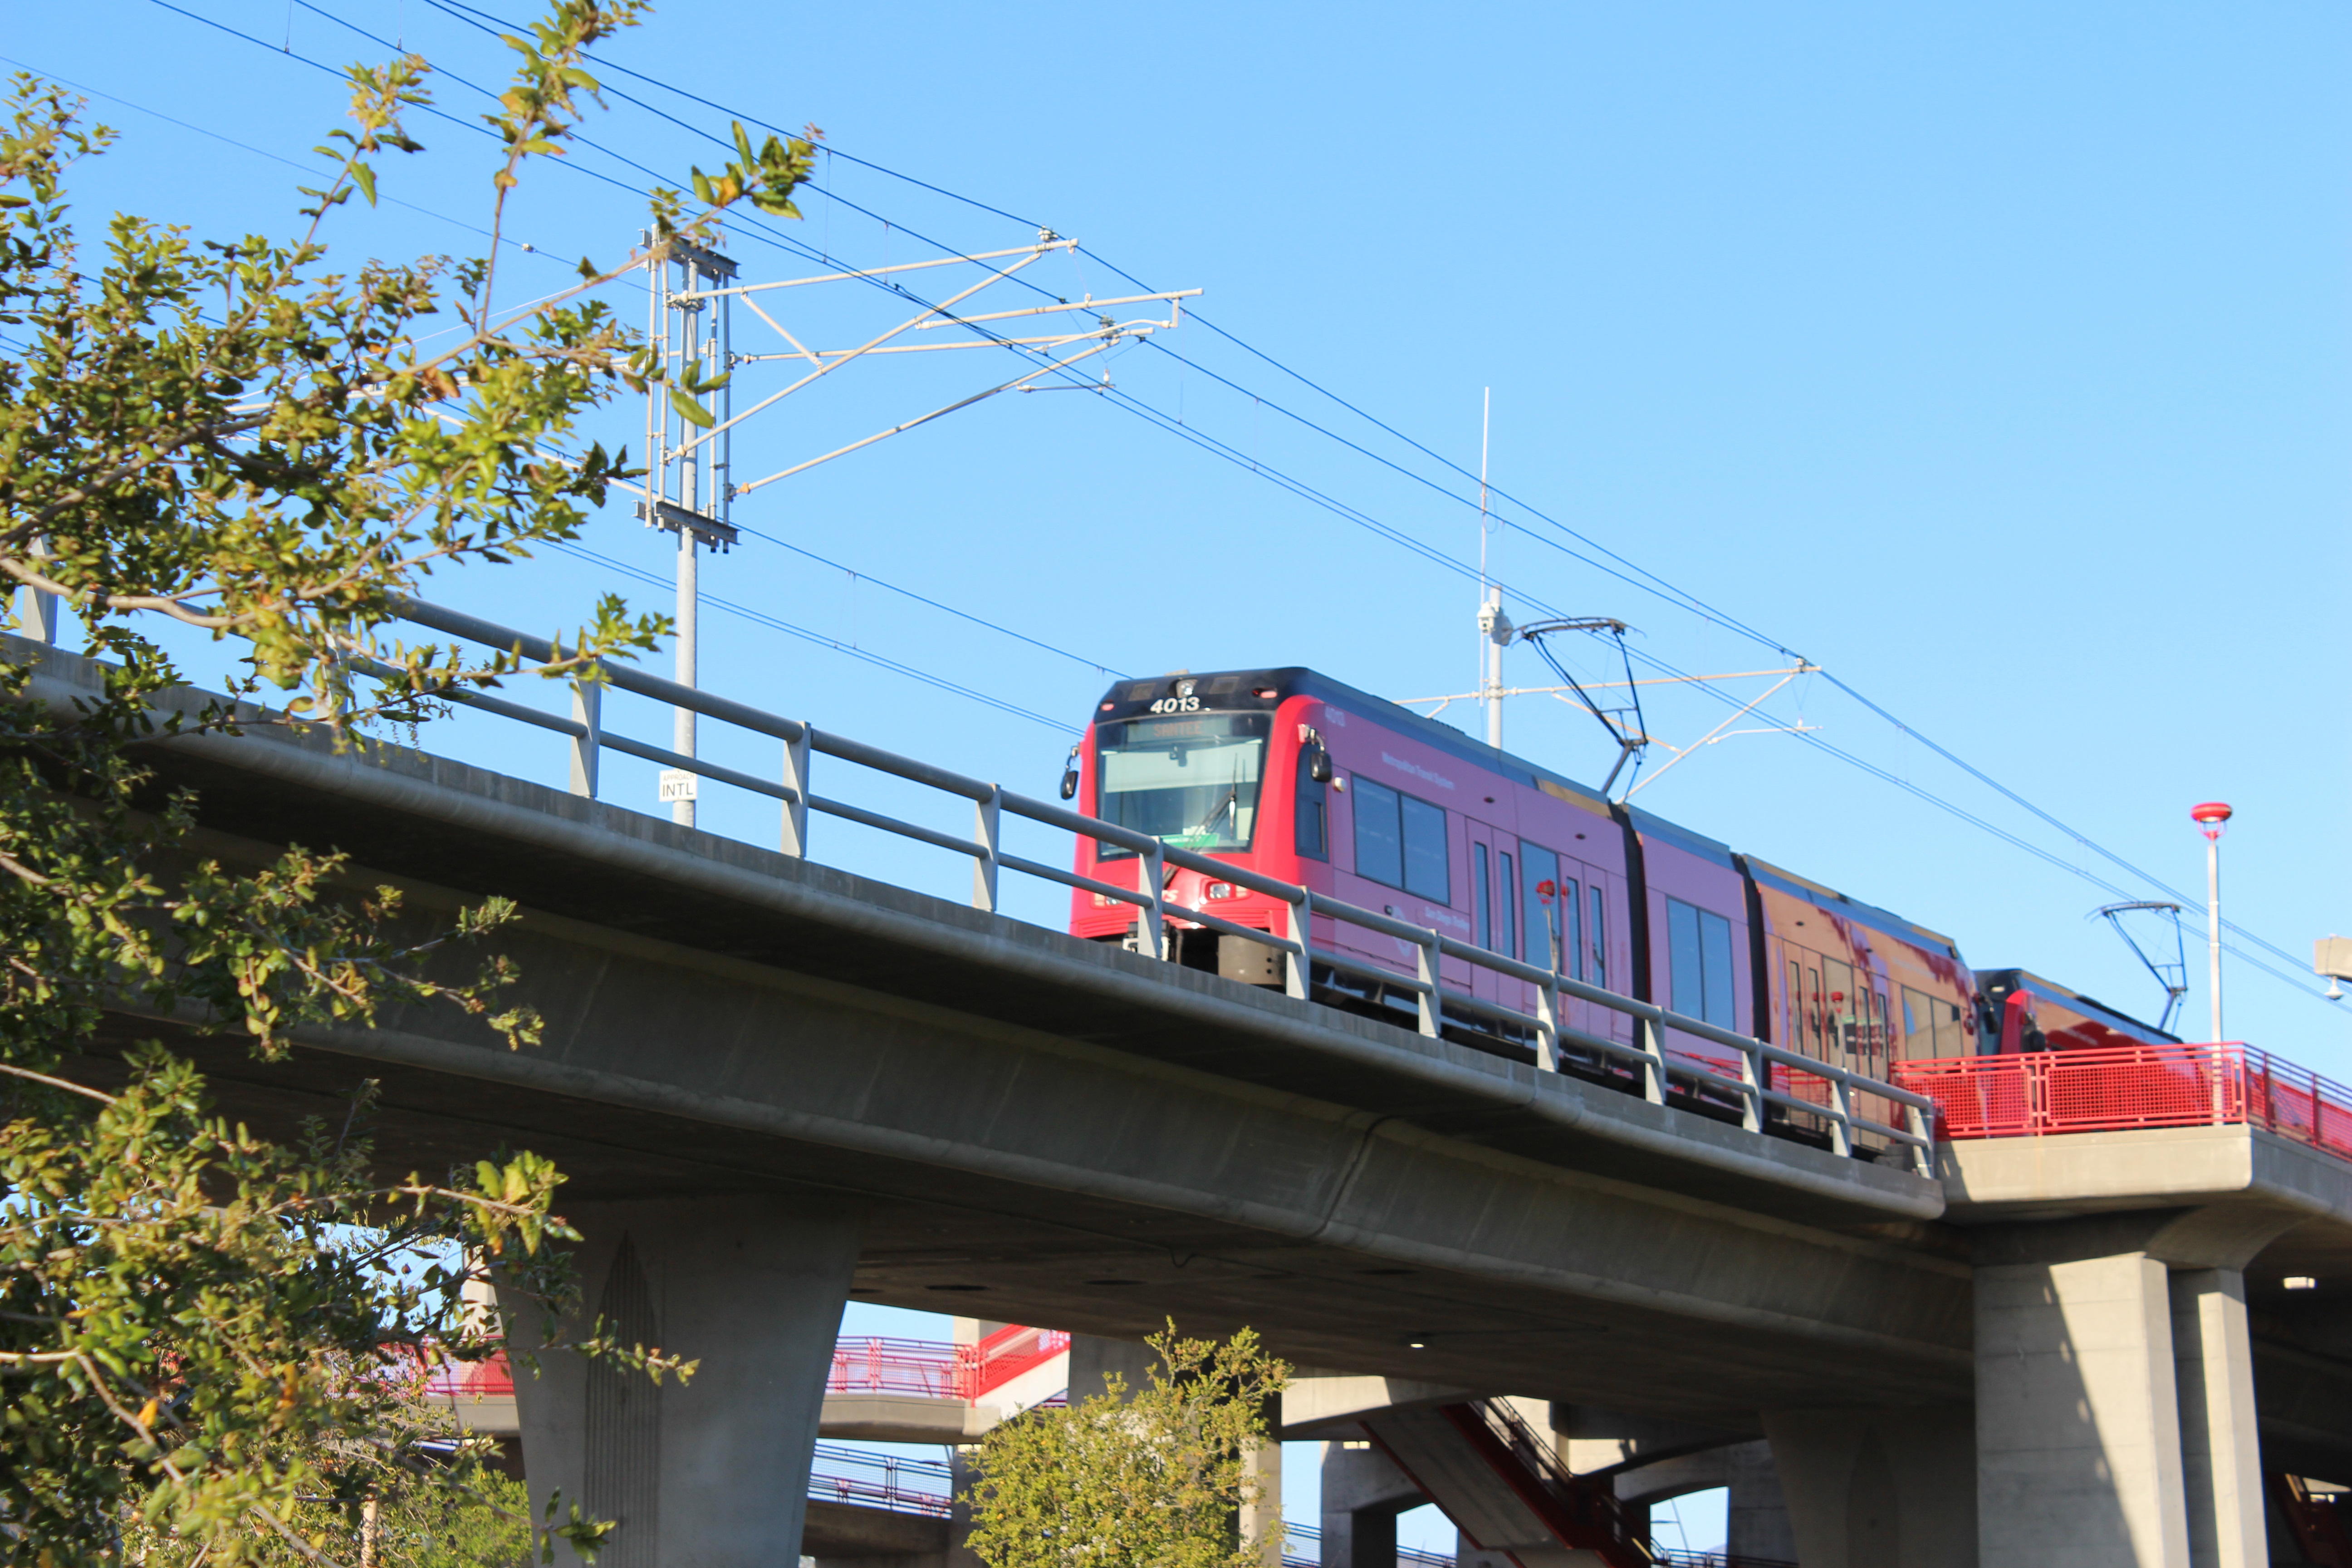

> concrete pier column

[
  {"left": 2171, "top": 1269, "right": 2267, "bottom": 1568},
  {"left": 1759, "top": 1406, "right": 1975, "bottom": 1568},
  {"left": 1975, "top": 1251, "right": 2190, "bottom": 1568},
  {"left": 505, "top": 1192, "right": 864, "bottom": 1568},
  {"left": 1319, "top": 1441, "right": 1421, "bottom": 1568},
  {"left": 1725, "top": 1440, "right": 1800, "bottom": 1563}
]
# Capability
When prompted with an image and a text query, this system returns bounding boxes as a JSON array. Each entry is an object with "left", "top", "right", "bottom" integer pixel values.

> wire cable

[
  {"left": 729, "top": 523, "right": 1127, "bottom": 680},
  {"left": 542, "top": 539, "right": 1080, "bottom": 733},
  {"left": 127, "top": 2, "right": 2328, "bottom": 1006}
]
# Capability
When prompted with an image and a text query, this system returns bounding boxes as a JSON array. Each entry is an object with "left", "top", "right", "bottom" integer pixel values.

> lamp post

[{"left": 2192, "top": 802, "right": 2234, "bottom": 1042}]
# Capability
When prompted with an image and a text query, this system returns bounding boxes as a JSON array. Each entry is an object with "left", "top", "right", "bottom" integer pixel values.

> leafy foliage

[
  {"left": 0, "top": 3, "right": 814, "bottom": 1561},
  {"left": 965, "top": 1325, "right": 1291, "bottom": 1568}
]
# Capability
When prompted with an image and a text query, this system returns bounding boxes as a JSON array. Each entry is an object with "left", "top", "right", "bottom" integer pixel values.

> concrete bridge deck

[{"left": 18, "top": 631, "right": 2352, "bottom": 1568}]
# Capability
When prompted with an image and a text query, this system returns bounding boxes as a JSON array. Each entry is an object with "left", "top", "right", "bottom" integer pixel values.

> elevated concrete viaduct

[{"left": 18, "top": 632, "right": 2352, "bottom": 1568}]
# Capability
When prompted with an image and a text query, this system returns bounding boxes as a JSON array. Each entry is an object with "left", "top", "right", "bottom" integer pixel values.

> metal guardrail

[
  {"left": 826, "top": 1327, "right": 1070, "bottom": 1401},
  {"left": 1897, "top": 1042, "right": 2352, "bottom": 1165},
  {"left": 1283, "top": 1522, "right": 1454, "bottom": 1568},
  {"left": 369, "top": 597, "right": 1936, "bottom": 1175},
  {"left": 808, "top": 1443, "right": 954, "bottom": 1518},
  {"left": 425, "top": 1328, "right": 1073, "bottom": 1404}
]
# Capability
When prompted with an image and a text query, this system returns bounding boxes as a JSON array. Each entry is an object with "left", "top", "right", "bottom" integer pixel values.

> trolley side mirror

[
  {"left": 1059, "top": 745, "right": 1081, "bottom": 801},
  {"left": 1307, "top": 745, "right": 1334, "bottom": 784}
]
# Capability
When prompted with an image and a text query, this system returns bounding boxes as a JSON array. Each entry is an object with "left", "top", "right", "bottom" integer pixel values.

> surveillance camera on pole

[{"left": 2315, "top": 934, "right": 2352, "bottom": 1003}]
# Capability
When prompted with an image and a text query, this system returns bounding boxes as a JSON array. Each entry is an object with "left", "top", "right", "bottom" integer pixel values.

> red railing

[
  {"left": 1893, "top": 1044, "right": 2352, "bottom": 1163},
  {"left": 969, "top": 1323, "right": 1071, "bottom": 1399},
  {"left": 827, "top": 1326, "right": 1071, "bottom": 1401},
  {"left": 426, "top": 1325, "right": 1074, "bottom": 1407},
  {"left": 421, "top": 1353, "right": 513, "bottom": 1399},
  {"left": 828, "top": 1336, "right": 971, "bottom": 1399}
]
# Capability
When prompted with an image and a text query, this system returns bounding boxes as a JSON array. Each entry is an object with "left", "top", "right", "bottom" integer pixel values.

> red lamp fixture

[{"left": 2191, "top": 801, "right": 2234, "bottom": 842}]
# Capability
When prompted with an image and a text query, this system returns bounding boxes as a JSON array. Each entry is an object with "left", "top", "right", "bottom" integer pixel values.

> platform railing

[
  {"left": 1283, "top": 1522, "right": 1454, "bottom": 1568},
  {"left": 1895, "top": 1043, "right": 2352, "bottom": 1166},
  {"left": 333, "top": 598, "right": 1938, "bottom": 1175},
  {"left": 808, "top": 1443, "right": 954, "bottom": 1518},
  {"left": 426, "top": 1326, "right": 1073, "bottom": 1404}
]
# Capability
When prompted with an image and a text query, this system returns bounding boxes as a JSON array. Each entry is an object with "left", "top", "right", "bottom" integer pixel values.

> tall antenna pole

[
  {"left": 642, "top": 234, "right": 741, "bottom": 829},
  {"left": 1475, "top": 387, "right": 1508, "bottom": 750}
]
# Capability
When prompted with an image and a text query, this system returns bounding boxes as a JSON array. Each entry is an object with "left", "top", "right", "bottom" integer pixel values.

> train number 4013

[{"left": 1147, "top": 696, "right": 1202, "bottom": 714}]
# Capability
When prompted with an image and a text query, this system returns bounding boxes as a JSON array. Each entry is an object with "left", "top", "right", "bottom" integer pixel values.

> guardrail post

[
  {"left": 1828, "top": 1074, "right": 1853, "bottom": 1157},
  {"left": 780, "top": 725, "right": 812, "bottom": 858},
  {"left": 972, "top": 785, "right": 1000, "bottom": 913},
  {"left": 1284, "top": 892, "right": 1312, "bottom": 1001},
  {"left": 1638, "top": 1015, "right": 1666, "bottom": 1104},
  {"left": 1137, "top": 842, "right": 1166, "bottom": 960},
  {"left": 1906, "top": 1101, "right": 1934, "bottom": 1177},
  {"left": 1536, "top": 976, "right": 1561, "bottom": 1073},
  {"left": 1416, "top": 934, "right": 1441, "bottom": 1037},
  {"left": 1739, "top": 1043, "right": 1764, "bottom": 1133},
  {"left": 567, "top": 673, "right": 601, "bottom": 798}
]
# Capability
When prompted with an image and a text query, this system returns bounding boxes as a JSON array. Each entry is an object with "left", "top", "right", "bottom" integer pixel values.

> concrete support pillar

[
  {"left": 946, "top": 1449, "right": 984, "bottom": 1568},
  {"left": 1725, "top": 1440, "right": 1799, "bottom": 1563},
  {"left": 1065, "top": 1333, "right": 1159, "bottom": 1405},
  {"left": 1760, "top": 1406, "right": 1976, "bottom": 1568},
  {"left": 505, "top": 1192, "right": 864, "bottom": 1568},
  {"left": 1319, "top": 1441, "right": 1421, "bottom": 1568},
  {"left": 1241, "top": 1430, "right": 1283, "bottom": 1566},
  {"left": 1976, "top": 1251, "right": 2190, "bottom": 1568},
  {"left": 2171, "top": 1269, "right": 2267, "bottom": 1568}
]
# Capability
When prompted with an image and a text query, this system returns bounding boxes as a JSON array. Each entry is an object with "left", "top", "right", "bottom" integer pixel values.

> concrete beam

[
  {"left": 802, "top": 1502, "right": 950, "bottom": 1562},
  {"left": 1942, "top": 1127, "right": 2352, "bottom": 1234},
  {"left": 1283, "top": 1376, "right": 1480, "bottom": 1440},
  {"left": 1553, "top": 1405, "right": 1748, "bottom": 1476},
  {"left": 818, "top": 1394, "right": 998, "bottom": 1444},
  {"left": 28, "top": 629, "right": 1937, "bottom": 1229},
  {"left": 95, "top": 820, "right": 1978, "bottom": 1421}
]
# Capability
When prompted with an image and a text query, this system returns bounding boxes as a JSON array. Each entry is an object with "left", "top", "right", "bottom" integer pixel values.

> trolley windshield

[{"left": 1095, "top": 713, "right": 1269, "bottom": 854}]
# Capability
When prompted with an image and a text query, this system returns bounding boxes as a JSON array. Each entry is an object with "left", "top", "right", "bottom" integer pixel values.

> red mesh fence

[
  {"left": 426, "top": 1328, "right": 1073, "bottom": 1408},
  {"left": 1893, "top": 1044, "right": 2352, "bottom": 1166}
]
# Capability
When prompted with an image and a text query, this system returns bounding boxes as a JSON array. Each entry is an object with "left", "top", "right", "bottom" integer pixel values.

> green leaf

[{"left": 668, "top": 386, "right": 716, "bottom": 428}]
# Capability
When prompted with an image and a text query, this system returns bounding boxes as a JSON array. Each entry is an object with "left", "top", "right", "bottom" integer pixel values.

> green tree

[
  {"left": 0, "top": 5, "right": 816, "bottom": 1562},
  {"left": 965, "top": 1325, "right": 1292, "bottom": 1568}
]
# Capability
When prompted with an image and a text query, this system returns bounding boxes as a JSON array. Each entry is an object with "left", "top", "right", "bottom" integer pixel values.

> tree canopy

[
  {"left": 965, "top": 1324, "right": 1291, "bottom": 1568},
  {"left": 0, "top": 5, "right": 813, "bottom": 1560}
]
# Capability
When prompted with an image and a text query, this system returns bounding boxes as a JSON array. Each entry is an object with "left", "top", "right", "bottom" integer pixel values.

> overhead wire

[
  {"left": 542, "top": 539, "right": 1079, "bottom": 733},
  {"left": 8, "top": 29, "right": 1108, "bottom": 722},
  {"left": 112, "top": 1, "right": 2331, "bottom": 1007}
]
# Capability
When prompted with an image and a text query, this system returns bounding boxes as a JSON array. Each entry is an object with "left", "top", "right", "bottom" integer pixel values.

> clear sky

[
  {"left": 13, "top": 0, "right": 2342, "bottom": 1063},
  {"left": 17, "top": 3, "right": 2338, "bottom": 1552}
]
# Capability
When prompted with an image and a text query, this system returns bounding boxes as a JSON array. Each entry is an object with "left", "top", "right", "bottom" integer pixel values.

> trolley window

[
  {"left": 1521, "top": 844, "right": 1577, "bottom": 976},
  {"left": 1295, "top": 746, "right": 1329, "bottom": 861},
  {"left": 1474, "top": 844, "right": 1491, "bottom": 949},
  {"left": 1589, "top": 884, "right": 1608, "bottom": 990},
  {"left": 1094, "top": 713, "right": 1269, "bottom": 856},
  {"left": 1497, "top": 851, "right": 1517, "bottom": 960},
  {"left": 1353, "top": 779, "right": 1450, "bottom": 902},
  {"left": 1666, "top": 897, "right": 1738, "bottom": 1030}
]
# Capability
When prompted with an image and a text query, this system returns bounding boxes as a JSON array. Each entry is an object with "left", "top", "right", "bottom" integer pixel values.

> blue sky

[
  {"left": 12, "top": 0, "right": 2340, "bottom": 1062},
  {"left": 8, "top": 4, "right": 2343, "bottom": 1549}
]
